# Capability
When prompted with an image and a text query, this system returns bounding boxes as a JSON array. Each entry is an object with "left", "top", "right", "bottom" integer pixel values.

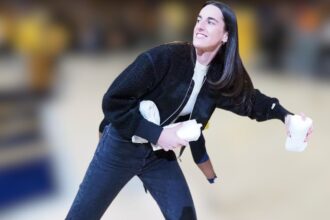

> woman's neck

[{"left": 195, "top": 45, "right": 221, "bottom": 66}]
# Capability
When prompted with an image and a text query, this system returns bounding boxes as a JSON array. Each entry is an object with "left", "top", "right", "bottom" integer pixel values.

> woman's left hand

[{"left": 285, "top": 112, "right": 314, "bottom": 142}]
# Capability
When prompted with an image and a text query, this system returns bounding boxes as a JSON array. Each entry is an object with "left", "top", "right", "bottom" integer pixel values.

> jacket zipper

[
  {"left": 178, "top": 75, "right": 207, "bottom": 160},
  {"left": 160, "top": 79, "right": 194, "bottom": 126},
  {"left": 188, "top": 76, "right": 207, "bottom": 121}
]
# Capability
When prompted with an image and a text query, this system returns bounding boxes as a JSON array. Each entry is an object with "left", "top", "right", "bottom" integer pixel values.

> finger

[
  {"left": 304, "top": 130, "right": 313, "bottom": 142},
  {"left": 307, "top": 128, "right": 313, "bottom": 135},
  {"left": 304, "top": 133, "right": 309, "bottom": 142},
  {"left": 305, "top": 127, "right": 313, "bottom": 140},
  {"left": 309, "top": 125, "right": 314, "bottom": 133},
  {"left": 163, "top": 146, "right": 170, "bottom": 151},
  {"left": 304, "top": 134, "right": 310, "bottom": 142},
  {"left": 173, "top": 141, "right": 184, "bottom": 148}
]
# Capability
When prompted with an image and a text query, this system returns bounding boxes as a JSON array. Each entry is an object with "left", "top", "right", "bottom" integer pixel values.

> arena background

[{"left": 0, "top": 0, "right": 329, "bottom": 219}]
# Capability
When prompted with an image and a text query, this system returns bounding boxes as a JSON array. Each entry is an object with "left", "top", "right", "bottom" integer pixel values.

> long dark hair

[{"left": 203, "top": 1, "right": 254, "bottom": 107}]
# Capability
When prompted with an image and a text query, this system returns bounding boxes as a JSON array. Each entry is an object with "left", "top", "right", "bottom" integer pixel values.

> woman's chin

[{"left": 193, "top": 41, "right": 206, "bottom": 50}]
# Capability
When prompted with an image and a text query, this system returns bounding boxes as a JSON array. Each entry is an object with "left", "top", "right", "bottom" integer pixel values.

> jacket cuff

[
  {"left": 270, "top": 103, "right": 293, "bottom": 123},
  {"left": 208, "top": 175, "right": 217, "bottom": 184},
  {"left": 134, "top": 118, "right": 163, "bottom": 145},
  {"left": 196, "top": 153, "right": 209, "bottom": 164}
]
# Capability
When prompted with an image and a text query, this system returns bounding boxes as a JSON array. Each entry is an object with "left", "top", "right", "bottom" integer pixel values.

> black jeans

[{"left": 66, "top": 124, "right": 197, "bottom": 220}]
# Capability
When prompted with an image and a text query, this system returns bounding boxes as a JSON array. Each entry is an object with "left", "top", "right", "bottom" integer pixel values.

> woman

[{"left": 66, "top": 1, "right": 313, "bottom": 219}]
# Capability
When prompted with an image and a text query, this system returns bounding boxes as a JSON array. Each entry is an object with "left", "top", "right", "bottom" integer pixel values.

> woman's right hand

[
  {"left": 157, "top": 123, "right": 189, "bottom": 151},
  {"left": 285, "top": 112, "right": 314, "bottom": 142}
]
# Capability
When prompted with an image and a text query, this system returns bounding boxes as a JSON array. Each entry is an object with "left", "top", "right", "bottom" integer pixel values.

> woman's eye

[{"left": 208, "top": 21, "right": 215, "bottom": 25}]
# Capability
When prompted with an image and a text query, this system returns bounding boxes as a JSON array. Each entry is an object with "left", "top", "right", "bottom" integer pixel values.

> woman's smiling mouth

[{"left": 195, "top": 33, "right": 208, "bottom": 39}]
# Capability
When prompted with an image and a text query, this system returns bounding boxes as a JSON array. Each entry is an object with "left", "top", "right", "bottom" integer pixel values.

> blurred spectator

[
  {"left": 316, "top": 12, "right": 330, "bottom": 79},
  {"left": 0, "top": 2, "right": 68, "bottom": 209},
  {"left": 158, "top": 1, "right": 190, "bottom": 42},
  {"left": 235, "top": 5, "right": 257, "bottom": 64},
  {"left": 11, "top": 7, "right": 68, "bottom": 95},
  {"left": 287, "top": 2, "right": 321, "bottom": 76},
  {"left": 256, "top": 3, "right": 292, "bottom": 71},
  {"left": 0, "top": 13, "right": 10, "bottom": 54}
]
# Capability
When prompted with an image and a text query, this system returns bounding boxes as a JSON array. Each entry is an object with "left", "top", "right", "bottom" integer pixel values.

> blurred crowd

[
  {"left": 0, "top": 0, "right": 328, "bottom": 76},
  {"left": 0, "top": 0, "right": 329, "bottom": 212}
]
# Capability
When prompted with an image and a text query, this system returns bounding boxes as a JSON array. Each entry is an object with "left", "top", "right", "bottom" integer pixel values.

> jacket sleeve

[
  {"left": 99, "top": 52, "right": 166, "bottom": 144},
  {"left": 216, "top": 89, "right": 293, "bottom": 122},
  {"left": 189, "top": 133, "right": 209, "bottom": 164},
  {"left": 189, "top": 133, "right": 217, "bottom": 183}
]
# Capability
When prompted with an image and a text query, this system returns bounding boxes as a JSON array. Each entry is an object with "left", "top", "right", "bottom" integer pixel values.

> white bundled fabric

[
  {"left": 131, "top": 100, "right": 160, "bottom": 144},
  {"left": 285, "top": 114, "right": 313, "bottom": 152},
  {"left": 132, "top": 100, "right": 202, "bottom": 151}
]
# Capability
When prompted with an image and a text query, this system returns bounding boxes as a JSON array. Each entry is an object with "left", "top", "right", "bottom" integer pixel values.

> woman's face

[{"left": 193, "top": 4, "right": 228, "bottom": 52}]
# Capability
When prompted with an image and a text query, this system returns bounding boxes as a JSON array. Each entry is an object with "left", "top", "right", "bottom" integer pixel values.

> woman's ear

[{"left": 222, "top": 32, "right": 228, "bottom": 43}]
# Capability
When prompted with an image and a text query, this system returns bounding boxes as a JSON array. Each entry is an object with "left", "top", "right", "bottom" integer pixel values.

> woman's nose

[{"left": 196, "top": 20, "right": 206, "bottom": 31}]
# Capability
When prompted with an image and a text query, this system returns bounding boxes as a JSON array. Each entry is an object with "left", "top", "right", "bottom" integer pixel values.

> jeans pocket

[
  {"left": 107, "top": 125, "right": 132, "bottom": 143},
  {"left": 98, "top": 126, "right": 134, "bottom": 155}
]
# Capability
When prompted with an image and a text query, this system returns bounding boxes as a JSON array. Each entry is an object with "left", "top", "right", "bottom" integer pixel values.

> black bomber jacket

[{"left": 99, "top": 42, "right": 292, "bottom": 164}]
